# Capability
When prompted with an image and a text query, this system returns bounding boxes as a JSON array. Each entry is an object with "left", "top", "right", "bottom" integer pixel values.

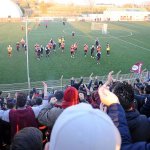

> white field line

[
  {"left": 63, "top": 29, "right": 133, "bottom": 39},
  {"left": 109, "top": 34, "right": 150, "bottom": 52}
]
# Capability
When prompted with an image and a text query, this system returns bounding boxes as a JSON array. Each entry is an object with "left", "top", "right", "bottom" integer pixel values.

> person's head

[
  {"left": 7, "top": 99, "right": 16, "bottom": 109},
  {"left": 112, "top": 81, "right": 134, "bottom": 110},
  {"left": 62, "top": 87, "right": 79, "bottom": 109},
  {"left": 16, "top": 93, "right": 27, "bottom": 108},
  {"left": 49, "top": 103, "right": 121, "bottom": 150},
  {"left": 35, "top": 97, "right": 42, "bottom": 105},
  {"left": 54, "top": 90, "right": 64, "bottom": 102},
  {"left": 10, "top": 127, "right": 43, "bottom": 150},
  {"left": 145, "top": 85, "right": 150, "bottom": 94},
  {"left": 135, "top": 78, "right": 140, "bottom": 83}
]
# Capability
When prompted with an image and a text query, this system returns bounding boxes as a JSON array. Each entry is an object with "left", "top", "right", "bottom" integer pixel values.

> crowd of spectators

[{"left": 0, "top": 71, "right": 150, "bottom": 150}]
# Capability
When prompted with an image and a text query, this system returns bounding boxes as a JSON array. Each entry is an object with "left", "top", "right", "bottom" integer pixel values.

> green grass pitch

[{"left": 0, "top": 21, "right": 150, "bottom": 84}]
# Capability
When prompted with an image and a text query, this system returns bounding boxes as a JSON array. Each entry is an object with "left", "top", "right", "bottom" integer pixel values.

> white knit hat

[{"left": 49, "top": 103, "right": 121, "bottom": 150}]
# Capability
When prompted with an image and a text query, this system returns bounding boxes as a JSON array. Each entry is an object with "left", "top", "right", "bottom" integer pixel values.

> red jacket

[{"left": 9, "top": 107, "right": 38, "bottom": 138}]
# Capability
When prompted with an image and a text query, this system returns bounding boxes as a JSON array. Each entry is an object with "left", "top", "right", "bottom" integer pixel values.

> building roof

[{"left": 106, "top": 7, "right": 148, "bottom": 12}]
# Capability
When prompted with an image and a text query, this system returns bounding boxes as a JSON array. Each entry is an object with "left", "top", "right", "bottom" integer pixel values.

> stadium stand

[{"left": 0, "top": 71, "right": 150, "bottom": 150}]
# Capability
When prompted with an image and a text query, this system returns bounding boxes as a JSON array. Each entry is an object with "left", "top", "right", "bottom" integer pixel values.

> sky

[{"left": 40, "top": 0, "right": 148, "bottom": 5}]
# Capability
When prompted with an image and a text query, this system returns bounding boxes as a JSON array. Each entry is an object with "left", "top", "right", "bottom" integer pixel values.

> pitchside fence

[{"left": 0, "top": 71, "right": 148, "bottom": 96}]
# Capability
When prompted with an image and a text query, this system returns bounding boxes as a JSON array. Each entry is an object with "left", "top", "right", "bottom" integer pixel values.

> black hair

[
  {"left": 54, "top": 91, "right": 64, "bottom": 101},
  {"left": 7, "top": 99, "right": 16, "bottom": 109},
  {"left": 145, "top": 85, "right": 150, "bottom": 94},
  {"left": 10, "top": 127, "right": 43, "bottom": 150},
  {"left": 112, "top": 81, "right": 134, "bottom": 110},
  {"left": 35, "top": 97, "right": 42, "bottom": 105},
  {"left": 136, "top": 78, "right": 140, "bottom": 83},
  {"left": 16, "top": 93, "right": 27, "bottom": 108}
]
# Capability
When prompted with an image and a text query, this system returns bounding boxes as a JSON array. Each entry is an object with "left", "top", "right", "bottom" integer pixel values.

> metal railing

[{"left": 0, "top": 71, "right": 148, "bottom": 96}]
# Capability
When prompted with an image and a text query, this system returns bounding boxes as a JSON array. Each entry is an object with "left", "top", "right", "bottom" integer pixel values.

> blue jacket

[
  {"left": 140, "top": 96, "right": 150, "bottom": 117},
  {"left": 108, "top": 104, "right": 150, "bottom": 150},
  {"left": 126, "top": 109, "right": 150, "bottom": 142}
]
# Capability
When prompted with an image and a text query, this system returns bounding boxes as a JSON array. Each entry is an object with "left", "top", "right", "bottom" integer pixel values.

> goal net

[
  {"left": 91, "top": 22, "right": 108, "bottom": 34},
  {"left": 102, "top": 23, "right": 108, "bottom": 34},
  {"left": 91, "top": 22, "right": 103, "bottom": 30}
]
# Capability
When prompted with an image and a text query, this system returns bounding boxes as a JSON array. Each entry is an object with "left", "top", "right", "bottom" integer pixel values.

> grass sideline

[{"left": 0, "top": 21, "right": 150, "bottom": 84}]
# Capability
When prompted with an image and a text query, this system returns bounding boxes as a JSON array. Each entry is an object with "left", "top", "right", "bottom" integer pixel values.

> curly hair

[{"left": 112, "top": 81, "right": 134, "bottom": 110}]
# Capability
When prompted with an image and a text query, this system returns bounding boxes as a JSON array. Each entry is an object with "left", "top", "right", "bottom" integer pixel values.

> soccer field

[{"left": 0, "top": 21, "right": 150, "bottom": 84}]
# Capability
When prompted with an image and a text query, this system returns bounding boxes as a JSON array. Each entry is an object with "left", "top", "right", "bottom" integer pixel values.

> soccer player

[
  {"left": 70, "top": 45, "right": 75, "bottom": 58},
  {"left": 48, "top": 42, "right": 53, "bottom": 50},
  {"left": 61, "top": 37, "right": 65, "bottom": 43},
  {"left": 20, "top": 38, "right": 25, "bottom": 48},
  {"left": 40, "top": 45, "right": 44, "bottom": 57},
  {"left": 72, "top": 31, "right": 75, "bottom": 37},
  {"left": 45, "top": 45, "right": 50, "bottom": 57},
  {"left": 16, "top": 42, "right": 20, "bottom": 52},
  {"left": 90, "top": 45, "right": 95, "bottom": 58},
  {"left": 97, "top": 44, "right": 101, "bottom": 53},
  {"left": 53, "top": 42, "right": 56, "bottom": 51},
  {"left": 73, "top": 42, "right": 78, "bottom": 53},
  {"left": 36, "top": 46, "right": 41, "bottom": 60},
  {"left": 95, "top": 37, "right": 99, "bottom": 47},
  {"left": 96, "top": 51, "right": 101, "bottom": 64},
  {"left": 21, "top": 25, "right": 24, "bottom": 31},
  {"left": 61, "top": 42, "right": 65, "bottom": 52},
  {"left": 34, "top": 43, "right": 39, "bottom": 56},
  {"left": 24, "top": 43, "right": 27, "bottom": 53},
  {"left": 84, "top": 44, "right": 88, "bottom": 57},
  {"left": 7, "top": 45, "right": 12, "bottom": 57},
  {"left": 106, "top": 43, "right": 110, "bottom": 56},
  {"left": 58, "top": 37, "right": 61, "bottom": 48},
  {"left": 50, "top": 38, "right": 54, "bottom": 45}
]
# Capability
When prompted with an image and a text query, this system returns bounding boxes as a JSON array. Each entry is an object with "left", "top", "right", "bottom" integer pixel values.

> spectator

[
  {"left": 0, "top": 92, "right": 48, "bottom": 138},
  {"left": 98, "top": 84, "right": 150, "bottom": 149},
  {"left": 35, "top": 97, "right": 43, "bottom": 106},
  {"left": 47, "top": 103, "right": 121, "bottom": 150},
  {"left": 112, "top": 81, "right": 150, "bottom": 142},
  {"left": 54, "top": 90, "right": 64, "bottom": 108},
  {"left": 71, "top": 77, "right": 83, "bottom": 90},
  {"left": 7, "top": 99, "right": 16, "bottom": 109},
  {"left": 10, "top": 127, "right": 43, "bottom": 150},
  {"left": 38, "top": 87, "right": 79, "bottom": 128},
  {"left": 0, "top": 91, "right": 4, "bottom": 109}
]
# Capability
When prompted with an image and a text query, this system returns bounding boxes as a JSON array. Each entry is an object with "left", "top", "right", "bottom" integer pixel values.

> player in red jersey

[
  {"left": 61, "top": 42, "right": 65, "bottom": 52},
  {"left": 97, "top": 44, "right": 101, "bottom": 53},
  {"left": 20, "top": 38, "right": 25, "bottom": 48},
  {"left": 73, "top": 42, "right": 78, "bottom": 53},
  {"left": 16, "top": 42, "right": 20, "bottom": 52},
  {"left": 84, "top": 44, "right": 88, "bottom": 57},
  {"left": 70, "top": 45, "right": 75, "bottom": 58}
]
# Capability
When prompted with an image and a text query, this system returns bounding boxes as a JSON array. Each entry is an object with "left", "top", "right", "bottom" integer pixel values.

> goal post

[
  {"left": 102, "top": 23, "right": 108, "bottom": 34},
  {"left": 91, "top": 22, "right": 108, "bottom": 34},
  {"left": 91, "top": 22, "right": 102, "bottom": 30}
]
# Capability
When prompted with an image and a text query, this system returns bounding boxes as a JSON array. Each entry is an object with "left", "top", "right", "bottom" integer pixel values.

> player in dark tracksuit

[
  {"left": 90, "top": 45, "right": 95, "bottom": 58},
  {"left": 95, "top": 38, "right": 99, "bottom": 47},
  {"left": 40, "top": 45, "right": 44, "bottom": 57},
  {"left": 53, "top": 42, "right": 56, "bottom": 51},
  {"left": 16, "top": 42, "right": 20, "bottom": 52},
  {"left": 96, "top": 51, "right": 101, "bottom": 64}
]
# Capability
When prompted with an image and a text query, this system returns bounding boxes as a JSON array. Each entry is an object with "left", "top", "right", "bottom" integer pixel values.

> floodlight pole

[{"left": 25, "top": 16, "right": 31, "bottom": 91}]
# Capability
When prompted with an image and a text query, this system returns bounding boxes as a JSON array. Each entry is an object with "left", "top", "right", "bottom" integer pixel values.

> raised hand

[{"left": 98, "top": 85, "right": 119, "bottom": 107}]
